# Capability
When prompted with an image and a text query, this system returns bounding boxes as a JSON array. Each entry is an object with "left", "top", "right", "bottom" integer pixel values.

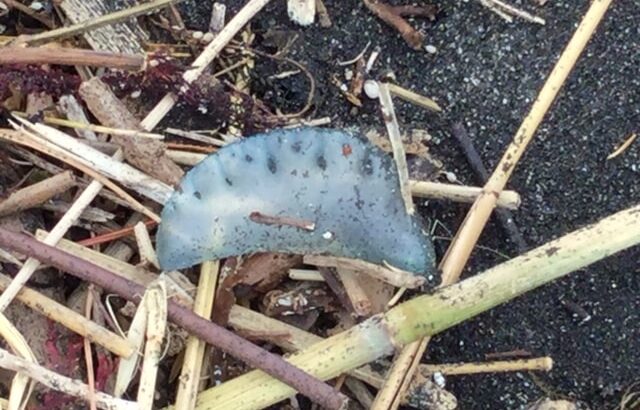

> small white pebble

[
  {"left": 29, "top": 1, "right": 43, "bottom": 11},
  {"left": 202, "top": 32, "right": 215, "bottom": 43},
  {"left": 344, "top": 68, "right": 353, "bottom": 81},
  {"left": 322, "top": 231, "right": 333, "bottom": 240},
  {"left": 425, "top": 44, "right": 437, "bottom": 54},
  {"left": 433, "top": 372, "right": 446, "bottom": 388},
  {"left": 130, "top": 90, "right": 141, "bottom": 99},
  {"left": 445, "top": 171, "right": 457, "bottom": 183},
  {"left": 192, "top": 31, "right": 204, "bottom": 40},
  {"left": 277, "top": 297, "right": 292, "bottom": 307},
  {"left": 339, "top": 83, "right": 348, "bottom": 92},
  {"left": 149, "top": 59, "right": 160, "bottom": 68},
  {"left": 197, "top": 105, "right": 208, "bottom": 114},
  {"left": 364, "top": 80, "right": 379, "bottom": 99}
]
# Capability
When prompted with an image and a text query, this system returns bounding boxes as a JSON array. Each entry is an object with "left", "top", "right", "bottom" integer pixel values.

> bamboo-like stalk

[
  {"left": 141, "top": 0, "right": 272, "bottom": 130},
  {"left": 136, "top": 280, "right": 168, "bottom": 410},
  {"left": 17, "top": 0, "right": 182, "bottom": 46},
  {"left": 0, "top": 274, "right": 135, "bottom": 358},
  {"left": 386, "top": 83, "right": 442, "bottom": 112},
  {"left": 0, "top": 347, "right": 137, "bottom": 410},
  {"left": 410, "top": 180, "right": 520, "bottom": 210},
  {"left": 421, "top": 357, "right": 553, "bottom": 375},
  {"left": 194, "top": 202, "right": 640, "bottom": 409},
  {"left": 304, "top": 255, "right": 424, "bottom": 288},
  {"left": 375, "top": 1, "right": 614, "bottom": 407},
  {"left": 175, "top": 261, "right": 219, "bottom": 410},
  {"left": 0, "top": 171, "right": 76, "bottom": 217},
  {"left": 227, "top": 305, "right": 383, "bottom": 387},
  {"left": 440, "top": 0, "right": 613, "bottom": 289}
]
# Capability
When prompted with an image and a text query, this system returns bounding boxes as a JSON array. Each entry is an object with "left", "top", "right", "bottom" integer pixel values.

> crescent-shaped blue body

[{"left": 156, "top": 128, "right": 436, "bottom": 275}]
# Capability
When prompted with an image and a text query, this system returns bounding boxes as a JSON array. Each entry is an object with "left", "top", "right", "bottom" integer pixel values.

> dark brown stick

[
  {"left": 451, "top": 122, "right": 528, "bottom": 253},
  {"left": 0, "top": 47, "right": 146, "bottom": 70},
  {"left": 0, "top": 227, "right": 348, "bottom": 410},
  {"left": 363, "top": 0, "right": 424, "bottom": 50},
  {"left": 249, "top": 211, "right": 316, "bottom": 231}
]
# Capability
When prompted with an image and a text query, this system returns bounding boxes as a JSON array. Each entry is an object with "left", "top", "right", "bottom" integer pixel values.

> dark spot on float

[
  {"left": 267, "top": 156, "right": 277, "bottom": 173},
  {"left": 225, "top": 177, "right": 233, "bottom": 186},
  {"left": 317, "top": 155, "right": 327, "bottom": 170},
  {"left": 245, "top": 154, "right": 253, "bottom": 162},
  {"left": 291, "top": 140, "right": 302, "bottom": 153},
  {"left": 193, "top": 191, "right": 202, "bottom": 199}
]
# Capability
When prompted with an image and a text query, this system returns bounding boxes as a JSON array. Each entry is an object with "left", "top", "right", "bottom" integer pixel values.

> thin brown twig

[
  {"left": 249, "top": 211, "right": 316, "bottom": 231},
  {"left": 77, "top": 220, "right": 157, "bottom": 247},
  {"left": 0, "top": 227, "right": 348, "bottom": 410},
  {"left": 0, "top": 47, "right": 146, "bottom": 70},
  {"left": 363, "top": 0, "right": 424, "bottom": 50}
]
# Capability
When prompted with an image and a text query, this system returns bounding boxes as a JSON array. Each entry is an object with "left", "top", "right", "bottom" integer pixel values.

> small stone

[
  {"left": 192, "top": 31, "right": 204, "bottom": 40},
  {"left": 445, "top": 171, "right": 457, "bottom": 183},
  {"left": 322, "top": 231, "right": 333, "bottom": 240},
  {"left": 29, "top": 1, "right": 43, "bottom": 10},
  {"left": 364, "top": 80, "right": 379, "bottom": 99},
  {"left": 202, "top": 32, "right": 215, "bottom": 43},
  {"left": 130, "top": 90, "right": 141, "bottom": 99},
  {"left": 425, "top": 44, "right": 437, "bottom": 54},
  {"left": 433, "top": 372, "right": 446, "bottom": 388},
  {"left": 344, "top": 69, "right": 353, "bottom": 81},
  {"left": 149, "top": 59, "right": 160, "bottom": 68}
]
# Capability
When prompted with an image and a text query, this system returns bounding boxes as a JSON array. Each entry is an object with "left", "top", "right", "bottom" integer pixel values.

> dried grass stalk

[
  {"left": 0, "top": 347, "right": 137, "bottom": 410},
  {"left": 175, "top": 261, "right": 219, "bottom": 410},
  {"left": 0, "top": 274, "right": 135, "bottom": 358},
  {"left": 375, "top": 1, "right": 614, "bottom": 407},
  {"left": 136, "top": 280, "right": 168, "bottom": 410},
  {"left": 303, "top": 255, "right": 424, "bottom": 289},
  {"left": 421, "top": 357, "right": 553, "bottom": 375}
]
